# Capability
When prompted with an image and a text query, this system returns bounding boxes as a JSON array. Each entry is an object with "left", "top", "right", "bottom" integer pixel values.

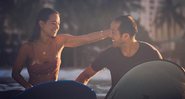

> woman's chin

[{"left": 51, "top": 35, "right": 56, "bottom": 38}]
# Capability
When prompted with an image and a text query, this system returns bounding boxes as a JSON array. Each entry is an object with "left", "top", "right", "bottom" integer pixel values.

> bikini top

[{"left": 27, "top": 42, "right": 61, "bottom": 78}]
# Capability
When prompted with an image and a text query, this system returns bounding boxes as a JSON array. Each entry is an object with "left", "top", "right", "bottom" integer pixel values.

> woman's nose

[{"left": 54, "top": 24, "right": 59, "bottom": 30}]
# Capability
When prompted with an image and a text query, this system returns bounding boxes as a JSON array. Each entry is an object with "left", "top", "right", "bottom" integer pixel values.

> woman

[{"left": 12, "top": 8, "right": 111, "bottom": 89}]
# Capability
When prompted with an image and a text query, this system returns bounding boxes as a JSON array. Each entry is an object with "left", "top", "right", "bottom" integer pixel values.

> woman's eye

[{"left": 51, "top": 23, "right": 56, "bottom": 25}]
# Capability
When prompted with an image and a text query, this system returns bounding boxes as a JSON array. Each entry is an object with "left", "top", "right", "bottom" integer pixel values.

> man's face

[
  {"left": 111, "top": 21, "right": 131, "bottom": 47},
  {"left": 111, "top": 21, "right": 129, "bottom": 47},
  {"left": 110, "top": 21, "right": 121, "bottom": 47}
]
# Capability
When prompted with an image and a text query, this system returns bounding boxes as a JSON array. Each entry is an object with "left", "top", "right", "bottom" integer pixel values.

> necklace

[
  {"left": 42, "top": 51, "right": 46, "bottom": 55},
  {"left": 41, "top": 43, "right": 51, "bottom": 56},
  {"left": 39, "top": 37, "right": 54, "bottom": 56},
  {"left": 42, "top": 44, "right": 50, "bottom": 55}
]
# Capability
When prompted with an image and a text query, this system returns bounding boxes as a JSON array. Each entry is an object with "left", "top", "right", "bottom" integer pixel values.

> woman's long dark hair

[{"left": 30, "top": 8, "right": 59, "bottom": 42}]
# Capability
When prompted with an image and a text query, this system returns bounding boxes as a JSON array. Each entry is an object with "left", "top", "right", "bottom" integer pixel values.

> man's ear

[{"left": 122, "top": 33, "right": 130, "bottom": 39}]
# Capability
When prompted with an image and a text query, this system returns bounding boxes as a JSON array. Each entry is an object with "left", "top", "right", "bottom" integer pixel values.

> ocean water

[{"left": 0, "top": 67, "right": 111, "bottom": 98}]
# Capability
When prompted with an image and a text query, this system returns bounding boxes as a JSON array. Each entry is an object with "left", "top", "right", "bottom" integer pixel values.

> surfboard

[
  {"left": 13, "top": 80, "right": 97, "bottom": 99},
  {"left": 107, "top": 60, "right": 185, "bottom": 99}
]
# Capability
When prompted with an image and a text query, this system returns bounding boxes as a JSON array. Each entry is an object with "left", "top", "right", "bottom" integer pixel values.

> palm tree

[
  {"left": 154, "top": 0, "right": 185, "bottom": 65},
  {"left": 154, "top": 0, "right": 185, "bottom": 40}
]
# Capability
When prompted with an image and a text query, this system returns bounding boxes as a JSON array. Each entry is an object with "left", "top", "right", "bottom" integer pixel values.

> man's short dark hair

[{"left": 114, "top": 15, "right": 138, "bottom": 37}]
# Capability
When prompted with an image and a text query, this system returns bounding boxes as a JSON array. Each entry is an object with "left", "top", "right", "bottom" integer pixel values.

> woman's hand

[{"left": 102, "top": 29, "right": 112, "bottom": 38}]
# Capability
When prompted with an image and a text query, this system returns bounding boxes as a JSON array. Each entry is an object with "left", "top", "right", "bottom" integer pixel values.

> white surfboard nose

[{"left": 108, "top": 60, "right": 185, "bottom": 99}]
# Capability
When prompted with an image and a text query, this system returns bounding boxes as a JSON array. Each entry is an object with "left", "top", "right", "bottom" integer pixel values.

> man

[{"left": 75, "top": 15, "right": 163, "bottom": 98}]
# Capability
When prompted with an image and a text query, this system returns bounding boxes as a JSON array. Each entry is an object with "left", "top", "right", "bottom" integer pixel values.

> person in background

[
  {"left": 76, "top": 15, "right": 163, "bottom": 98},
  {"left": 12, "top": 8, "right": 112, "bottom": 89}
]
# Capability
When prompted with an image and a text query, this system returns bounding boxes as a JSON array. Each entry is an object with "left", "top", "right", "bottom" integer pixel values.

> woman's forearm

[
  {"left": 12, "top": 73, "right": 33, "bottom": 89},
  {"left": 81, "top": 30, "right": 110, "bottom": 43},
  {"left": 63, "top": 29, "right": 112, "bottom": 47}
]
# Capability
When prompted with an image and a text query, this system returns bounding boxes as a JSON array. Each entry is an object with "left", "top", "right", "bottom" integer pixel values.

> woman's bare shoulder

[
  {"left": 19, "top": 41, "right": 33, "bottom": 51},
  {"left": 55, "top": 33, "right": 71, "bottom": 43}
]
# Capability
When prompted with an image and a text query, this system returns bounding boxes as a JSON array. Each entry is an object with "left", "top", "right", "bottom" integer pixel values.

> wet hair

[
  {"left": 30, "top": 8, "right": 59, "bottom": 41},
  {"left": 114, "top": 15, "right": 138, "bottom": 37}
]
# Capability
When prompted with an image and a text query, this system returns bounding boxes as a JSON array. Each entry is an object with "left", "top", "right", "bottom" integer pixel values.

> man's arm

[
  {"left": 76, "top": 47, "right": 109, "bottom": 85},
  {"left": 76, "top": 66, "right": 98, "bottom": 85}
]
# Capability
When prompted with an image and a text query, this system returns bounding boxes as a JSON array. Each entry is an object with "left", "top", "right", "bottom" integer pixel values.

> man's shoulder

[
  {"left": 139, "top": 41, "right": 158, "bottom": 50},
  {"left": 139, "top": 41, "right": 163, "bottom": 59}
]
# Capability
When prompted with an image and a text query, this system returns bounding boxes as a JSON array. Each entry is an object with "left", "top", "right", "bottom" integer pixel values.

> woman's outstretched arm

[{"left": 58, "top": 29, "right": 112, "bottom": 47}]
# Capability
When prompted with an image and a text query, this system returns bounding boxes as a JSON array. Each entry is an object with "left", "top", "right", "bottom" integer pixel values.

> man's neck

[{"left": 120, "top": 40, "right": 139, "bottom": 57}]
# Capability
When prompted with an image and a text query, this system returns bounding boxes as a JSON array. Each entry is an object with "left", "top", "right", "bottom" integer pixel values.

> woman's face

[{"left": 40, "top": 13, "right": 60, "bottom": 38}]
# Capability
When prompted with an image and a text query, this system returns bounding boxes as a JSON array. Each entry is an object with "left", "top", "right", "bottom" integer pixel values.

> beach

[{"left": 0, "top": 67, "right": 111, "bottom": 99}]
